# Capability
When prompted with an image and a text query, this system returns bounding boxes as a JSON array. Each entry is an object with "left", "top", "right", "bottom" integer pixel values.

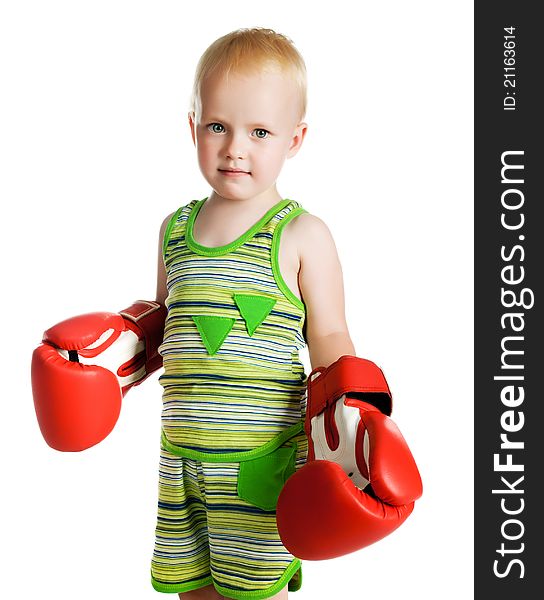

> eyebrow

[{"left": 202, "top": 116, "right": 273, "bottom": 128}]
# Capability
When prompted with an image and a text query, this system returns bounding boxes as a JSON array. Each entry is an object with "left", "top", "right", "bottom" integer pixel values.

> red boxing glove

[
  {"left": 31, "top": 300, "right": 167, "bottom": 452},
  {"left": 276, "top": 355, "right": 423, "bottom": 560}
]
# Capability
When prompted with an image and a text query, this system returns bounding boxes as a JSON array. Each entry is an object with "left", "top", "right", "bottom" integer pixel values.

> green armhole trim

[
  {"left": 151, "top": 572, "right": 213, "bottom": 594},
  {"left": 161, "top": 421, "right": 303, "bottom": 462},
  {"left": 162, "top": 205, "right": 185, "bottom": 263},
  {"left": 213, "top": 559, "right": 302, "bottom": 599},
  {"left": 186, "top": 197, "right": 292, "bottom": 256},
  {"left": 271, "top": 207, "right": 307, "bottom": 311}
]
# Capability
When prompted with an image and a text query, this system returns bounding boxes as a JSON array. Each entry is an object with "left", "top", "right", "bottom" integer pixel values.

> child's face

[{"left": 189, "top": 68, "right": 307, "bottom": 202}]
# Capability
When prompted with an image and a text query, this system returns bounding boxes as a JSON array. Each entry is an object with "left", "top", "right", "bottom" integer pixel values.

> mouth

[{"left": 218, "top": 169, "right": 251, "bottom": 176}]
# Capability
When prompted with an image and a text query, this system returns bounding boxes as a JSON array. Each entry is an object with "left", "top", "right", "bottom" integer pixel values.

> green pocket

[{"left": 237, "top": 443, "right": 297, "bottom": 511}]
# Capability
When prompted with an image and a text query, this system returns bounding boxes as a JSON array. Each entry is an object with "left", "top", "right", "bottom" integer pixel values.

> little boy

[{"left": 151, "top": 27, "right": 355, "bottom": 600}]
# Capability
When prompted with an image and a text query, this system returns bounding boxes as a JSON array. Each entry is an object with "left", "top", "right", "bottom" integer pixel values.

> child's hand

[
  {"left": 32, "top": 300, "right": 166, "bottom": 452},
  {"left": 277, "top": 355, "right": 423, "bottom": 560}
]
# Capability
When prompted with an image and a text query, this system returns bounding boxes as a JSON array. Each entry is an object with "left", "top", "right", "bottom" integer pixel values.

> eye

[
  {"left": 207, "top": 123, "right": 225, "bottom": 134},
  {"left": 253, "top": 128, "right": 270, "bottom": 139}
]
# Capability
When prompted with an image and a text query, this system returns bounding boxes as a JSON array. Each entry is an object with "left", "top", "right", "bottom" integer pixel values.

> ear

[
  {"left": 287, "top": 122, "right": 308, "bottom": 159},
  {"left": 188, "top": 111, "right": 196, "bottom": 146}
]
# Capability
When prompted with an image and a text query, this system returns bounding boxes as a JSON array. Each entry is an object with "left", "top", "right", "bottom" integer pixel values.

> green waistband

[{"left": 160, "top": 421, "right": 304, "bottom": 462}]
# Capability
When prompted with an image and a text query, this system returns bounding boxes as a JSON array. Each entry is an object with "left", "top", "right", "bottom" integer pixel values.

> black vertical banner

[{"left": 475, "top": 3, "right": 543, "bottom": 598}]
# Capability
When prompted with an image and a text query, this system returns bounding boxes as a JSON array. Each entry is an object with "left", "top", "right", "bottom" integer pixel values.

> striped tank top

[{"left": 159, "top": 197, "right": 308, "bottom": 454}]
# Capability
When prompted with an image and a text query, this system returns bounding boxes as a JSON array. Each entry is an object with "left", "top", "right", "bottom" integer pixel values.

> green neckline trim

[
  {"left": 161, "top": 421, "right": 303, "bottom": 462},
  {"left": 186, "top": 197, "right": 292, "bottom": 256},
  {"left": 270, "top": 206, "right": 307, "bottom": 311}
]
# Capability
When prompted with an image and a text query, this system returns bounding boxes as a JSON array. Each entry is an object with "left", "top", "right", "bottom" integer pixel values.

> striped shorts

[{"left": 150, "top": 424, "right": 308, "bottom": 599}]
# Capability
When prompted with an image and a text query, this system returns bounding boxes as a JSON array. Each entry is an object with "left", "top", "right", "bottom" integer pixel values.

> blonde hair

[{"left": 190, "top": 27, "right": 307, "bottom": 122}]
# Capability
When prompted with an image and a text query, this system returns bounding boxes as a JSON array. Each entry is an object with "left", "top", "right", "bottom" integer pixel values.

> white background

[{"left": 1, "top": 1, "right": 473, "bottom": 598}]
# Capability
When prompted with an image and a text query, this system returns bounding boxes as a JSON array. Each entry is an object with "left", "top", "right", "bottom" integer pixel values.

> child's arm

[
  {"left": 155, "top": 212, "right": 175, "bottom": 307},
  {"left": 292, "top": 213, "right": 356, "bottom": 369}
]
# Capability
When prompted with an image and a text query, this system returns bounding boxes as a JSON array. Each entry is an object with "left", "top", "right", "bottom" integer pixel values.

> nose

[{"left": 225, "top": 131, "right": 248, "bottom": 160}]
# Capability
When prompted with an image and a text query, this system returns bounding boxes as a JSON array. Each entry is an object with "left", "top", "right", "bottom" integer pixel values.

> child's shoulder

[
  {"left": 158, "top": 208, "right": 179, "bottom": 238},
  {"left": 283, "top": 208, "right": 337, "bottom": 260},
  {"left": 285, "top": 208, "right": 335, "bottom": 241},
  {"left": 158, "top": 199, "right": 199, "bottom": 234}
]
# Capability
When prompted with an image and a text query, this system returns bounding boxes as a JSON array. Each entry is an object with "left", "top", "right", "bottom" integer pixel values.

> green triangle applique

[
  {"left": 192, "top": 315, "right": 235, "bottom": 355},
  {"left": 233, "top": 293, "right": 276, "bottom": 336}
]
